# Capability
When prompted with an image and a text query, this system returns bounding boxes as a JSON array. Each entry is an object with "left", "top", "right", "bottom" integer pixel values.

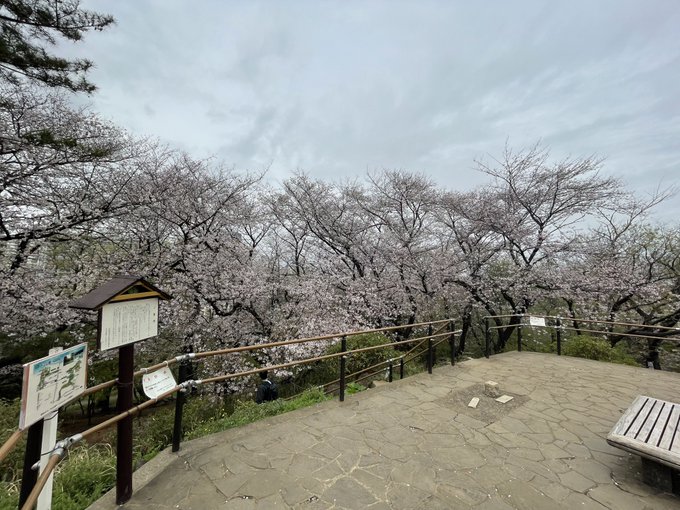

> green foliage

[
  {"left": 562, "top": 335, "right": 638, "bottom": 366},
  {"left": 0, "top": 399, "right": 24, "bottom": 483},
  {"left": 133, "top": 397, "right": 223, "bottom": 463},
  {"left": 186, "top": 387, "right": 330, "bottom": 440},
  {"left": 0, "top": 0, "right": 114, "bottom": 92},
  {"left": 346, "top": 382, "right": 366, "bottom": 395},
  {"left": 51, "top": 445, "right": 116, "bottom": 510},
  {"left": 324, "top": 333, "right": 402, "bottom": 379},
  {"left": 0, "top": 481, "right": 19, "bottom": 508}
]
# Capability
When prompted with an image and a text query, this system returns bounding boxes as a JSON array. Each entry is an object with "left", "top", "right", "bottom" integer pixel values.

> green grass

[
  {"left": 186, "top": 387, "right": 330, "bottom": 439},
  {"left": 0, "top": 387, "right": 331, "bottom": 510}
]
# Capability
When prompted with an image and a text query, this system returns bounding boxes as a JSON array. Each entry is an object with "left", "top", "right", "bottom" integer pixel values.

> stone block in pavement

[{"left": 485, "top": 380, "right": 501, "bottom": 397}]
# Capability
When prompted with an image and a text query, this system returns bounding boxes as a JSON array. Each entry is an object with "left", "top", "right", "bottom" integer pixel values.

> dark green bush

[
  {"left": 563, "top": 335, "right": 637, "bottom": 365},
  {"left": 346, "top": 382, "right": 366, "bottom": 395}
]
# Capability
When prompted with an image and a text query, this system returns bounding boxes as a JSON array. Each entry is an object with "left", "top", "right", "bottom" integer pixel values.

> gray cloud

[{"left": 71, "top": 0, "right": 680, "bottom": 220}]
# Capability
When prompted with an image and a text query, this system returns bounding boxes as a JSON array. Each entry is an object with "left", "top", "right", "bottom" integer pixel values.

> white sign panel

[
  {"left": 20, "top": 343, "right": 88, "bottom": 430},
  {"left": 99, "top": 298, "right": 159, "bottom": 350},
  {"left": 142, "top": 366, "right": 177, "bottom": 399},
  {"left": 529, "top": 316, "right": 546, "bottom": 327}
]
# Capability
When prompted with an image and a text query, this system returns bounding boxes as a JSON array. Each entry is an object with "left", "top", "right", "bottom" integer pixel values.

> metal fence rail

[{"left": 5, "top": 318, "right": 459, "bottom": 509}]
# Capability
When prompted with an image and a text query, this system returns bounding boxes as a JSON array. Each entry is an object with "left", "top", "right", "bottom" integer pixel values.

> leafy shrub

[
  {"left": 563, "top": 335, "right": 637, "bottom": 365},
  {"left": 346, "top": 382, "right": 366, "bottom": 395}
]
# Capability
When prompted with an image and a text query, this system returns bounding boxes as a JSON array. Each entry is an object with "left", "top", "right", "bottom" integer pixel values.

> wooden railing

[
  {"left": 483, "top": 314, "right": 680, "bottom": 365},
  {"left": 3, "top": 318, "right": 460, "bottom": 509}
]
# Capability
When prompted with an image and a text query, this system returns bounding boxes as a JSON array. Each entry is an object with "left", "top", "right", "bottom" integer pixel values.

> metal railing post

[
  {"left": 556, "top": 317, "right": 562, "bottom": 356},
  {"left": 517, "top": 315, "right": 522, "bottom": 352},
  {"left": 400, "top": 357, "right": 404, "bottom": 379},
  {"left": 449, "top": 320, "right": 455, "bottom": 366},
  {"left": 339, "top": 355, "right": 346, "bottom": 402},
  {"left": 427, "top": 324, "right": 433, "bottom": 374},
  {"left": 172, "top": 360, "right": 191, "bottom": 453},
  {"left": 485, "top": 318, "right": 491, "bottom": 358},
  {"left": 18, "top": 420, "right": 43, "bottom": 509},
  {"left": 388, "top": 360, "right": 393, "bottom": 382}
]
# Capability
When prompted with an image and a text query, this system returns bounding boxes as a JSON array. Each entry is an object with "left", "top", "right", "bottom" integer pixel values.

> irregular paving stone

[
  {"left": 88, "top": 353, "right": 680, "bottom": 510},
  {"left": 323, "top": 476, "right": 378, "bottom": 507},
  {"left": 432, "top": 445, "right": 487, "bottom": 469},
  {"left": 496, "top": 479, "right": 569, "bottom": 509},
  {"left": 385, "top": 482, "right": 431, "bottom": 508},
  {"left": 279, "top": 483, "right": 313, "bottom": 506},
  {"left": 558, "top": 470, "right": 597, "bottom": 493},
  {"left": 389, "top": 458, "right": 437, "bottom": 493},
  {"left": 539, "top": 443, "right": 572, "bottom": 460},
  {"left": 351, "top": 468, "right": 388, "bottom": 498},
  {"left": 435, "top": 482, "right": 490, "bottom": 507},
  {"left": 567, "top": 458, "right": 613, "bottom": 484}
]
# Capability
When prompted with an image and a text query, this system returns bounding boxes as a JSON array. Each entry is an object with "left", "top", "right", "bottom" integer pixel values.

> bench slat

[
  {"left": 647, "top": 403, "right": 673, "bottom": 447},
  {"left": 670, "top": 423, "right": 680, "bottom": 455},
  {"left": 632, "top": 399, "right": 661, "bottom": 441},
  {"left": 611, "top": 395, "right": 648, "bottom": 436},
  {"left": 658, "top": 405, "right": 680, "bottom": 451}
]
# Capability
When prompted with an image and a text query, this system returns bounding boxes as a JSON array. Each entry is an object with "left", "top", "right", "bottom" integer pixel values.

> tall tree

[{"left": 0, "top": 0, "right": 113, "bottom": 92}]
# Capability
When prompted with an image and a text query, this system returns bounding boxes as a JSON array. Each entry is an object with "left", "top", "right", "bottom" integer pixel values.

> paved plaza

[{"left": 90, "top": 352, "right": 680, "bottom": 509}]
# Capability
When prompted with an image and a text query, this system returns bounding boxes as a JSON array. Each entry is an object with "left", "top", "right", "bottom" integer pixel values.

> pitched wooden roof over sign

[{"left": 69, "top": 276, "right": 172, "bottom": 310}]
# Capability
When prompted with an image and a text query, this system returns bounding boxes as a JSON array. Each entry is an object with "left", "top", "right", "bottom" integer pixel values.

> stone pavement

[{"left": 90, "top": 352, "right": 680, "bottom": 509}]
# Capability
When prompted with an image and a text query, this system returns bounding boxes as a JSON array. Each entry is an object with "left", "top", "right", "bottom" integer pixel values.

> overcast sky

[{"left": 71, "top": 1, "right": 680, "bottom": 221}]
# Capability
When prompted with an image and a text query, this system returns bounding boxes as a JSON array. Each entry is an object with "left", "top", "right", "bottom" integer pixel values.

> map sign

[
  {"left": 20, "top": 343, "right": 88, "bottom": 429},
  {"left": 142, "top": 366, "right": 177, "bottom": 399},
  {"left": 99, "top": 297, "right": 159, "bottom": 351}
]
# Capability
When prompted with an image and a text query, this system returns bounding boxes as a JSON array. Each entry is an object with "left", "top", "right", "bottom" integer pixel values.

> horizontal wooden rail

[
  {"left": 488, "top": 322, "right": 680, "bottom": 343},
  {"left": 13, "top": 319, "right": 458, "bottom": 507},
  {"left": 319, "top": 328, "right": 460, "bottom": 392},
  {"left": 0, "top": 429, "right": 22, "bottom": 464},
  {"left": 486, "top": 314, "right": 680, "bottom": 333},
  {"left": 20, "top": 383, "right": 182, "bottom": 510},
  {"left": 71, "top": 320, "right": 449, "bottom": 402},
  {"left": 558, "top": 326, "right": 680, "bottom": 343}
]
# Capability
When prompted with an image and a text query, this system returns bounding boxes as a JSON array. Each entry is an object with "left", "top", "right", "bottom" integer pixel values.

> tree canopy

[{"left": 0, "top": 0, "right": 113, "bottom": 92}]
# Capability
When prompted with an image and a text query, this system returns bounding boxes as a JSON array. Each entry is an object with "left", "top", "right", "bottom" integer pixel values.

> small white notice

[
  {"left": 142, "top": 366, "right": 177, "bottom": 399},
  {"left": 528, "top": 316, "right": 546, "bottom": 328},
  {"left": 20, "top": 343, "right": 88, "bottom": 429},
  {"left": 468, "top": 397, "right": 480, "bottom": 408},
  {"left": 496, "top": 395, "right": 514, "bottom": 404},
  {"left": 99, "top": 298, "right": 159, "bottom": 350}
]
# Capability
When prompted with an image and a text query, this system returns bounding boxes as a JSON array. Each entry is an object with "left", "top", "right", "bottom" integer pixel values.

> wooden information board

[{"left": 99, "top": 297, "right": 159, "bottom": 351}]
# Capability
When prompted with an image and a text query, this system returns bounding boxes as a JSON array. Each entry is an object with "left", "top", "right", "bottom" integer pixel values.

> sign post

[
  {"left": 18, "top": 343, "right": 87, "bottom": 509},
  {"left": 37, "top": 346, "right": 63, "bottom": 510},
  {"left": 70, "top": 276, "right": 171, "bottom": 506}
]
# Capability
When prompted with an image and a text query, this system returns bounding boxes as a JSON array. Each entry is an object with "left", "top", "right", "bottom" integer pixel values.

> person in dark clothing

[{"left": 255, "top": 370, "right": 278, "bottom": 404}]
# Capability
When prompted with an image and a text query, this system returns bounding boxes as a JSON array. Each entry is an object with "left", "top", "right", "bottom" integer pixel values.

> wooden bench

[{"left": 607, "top": 395, "right": 680, "bottom": 494}]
